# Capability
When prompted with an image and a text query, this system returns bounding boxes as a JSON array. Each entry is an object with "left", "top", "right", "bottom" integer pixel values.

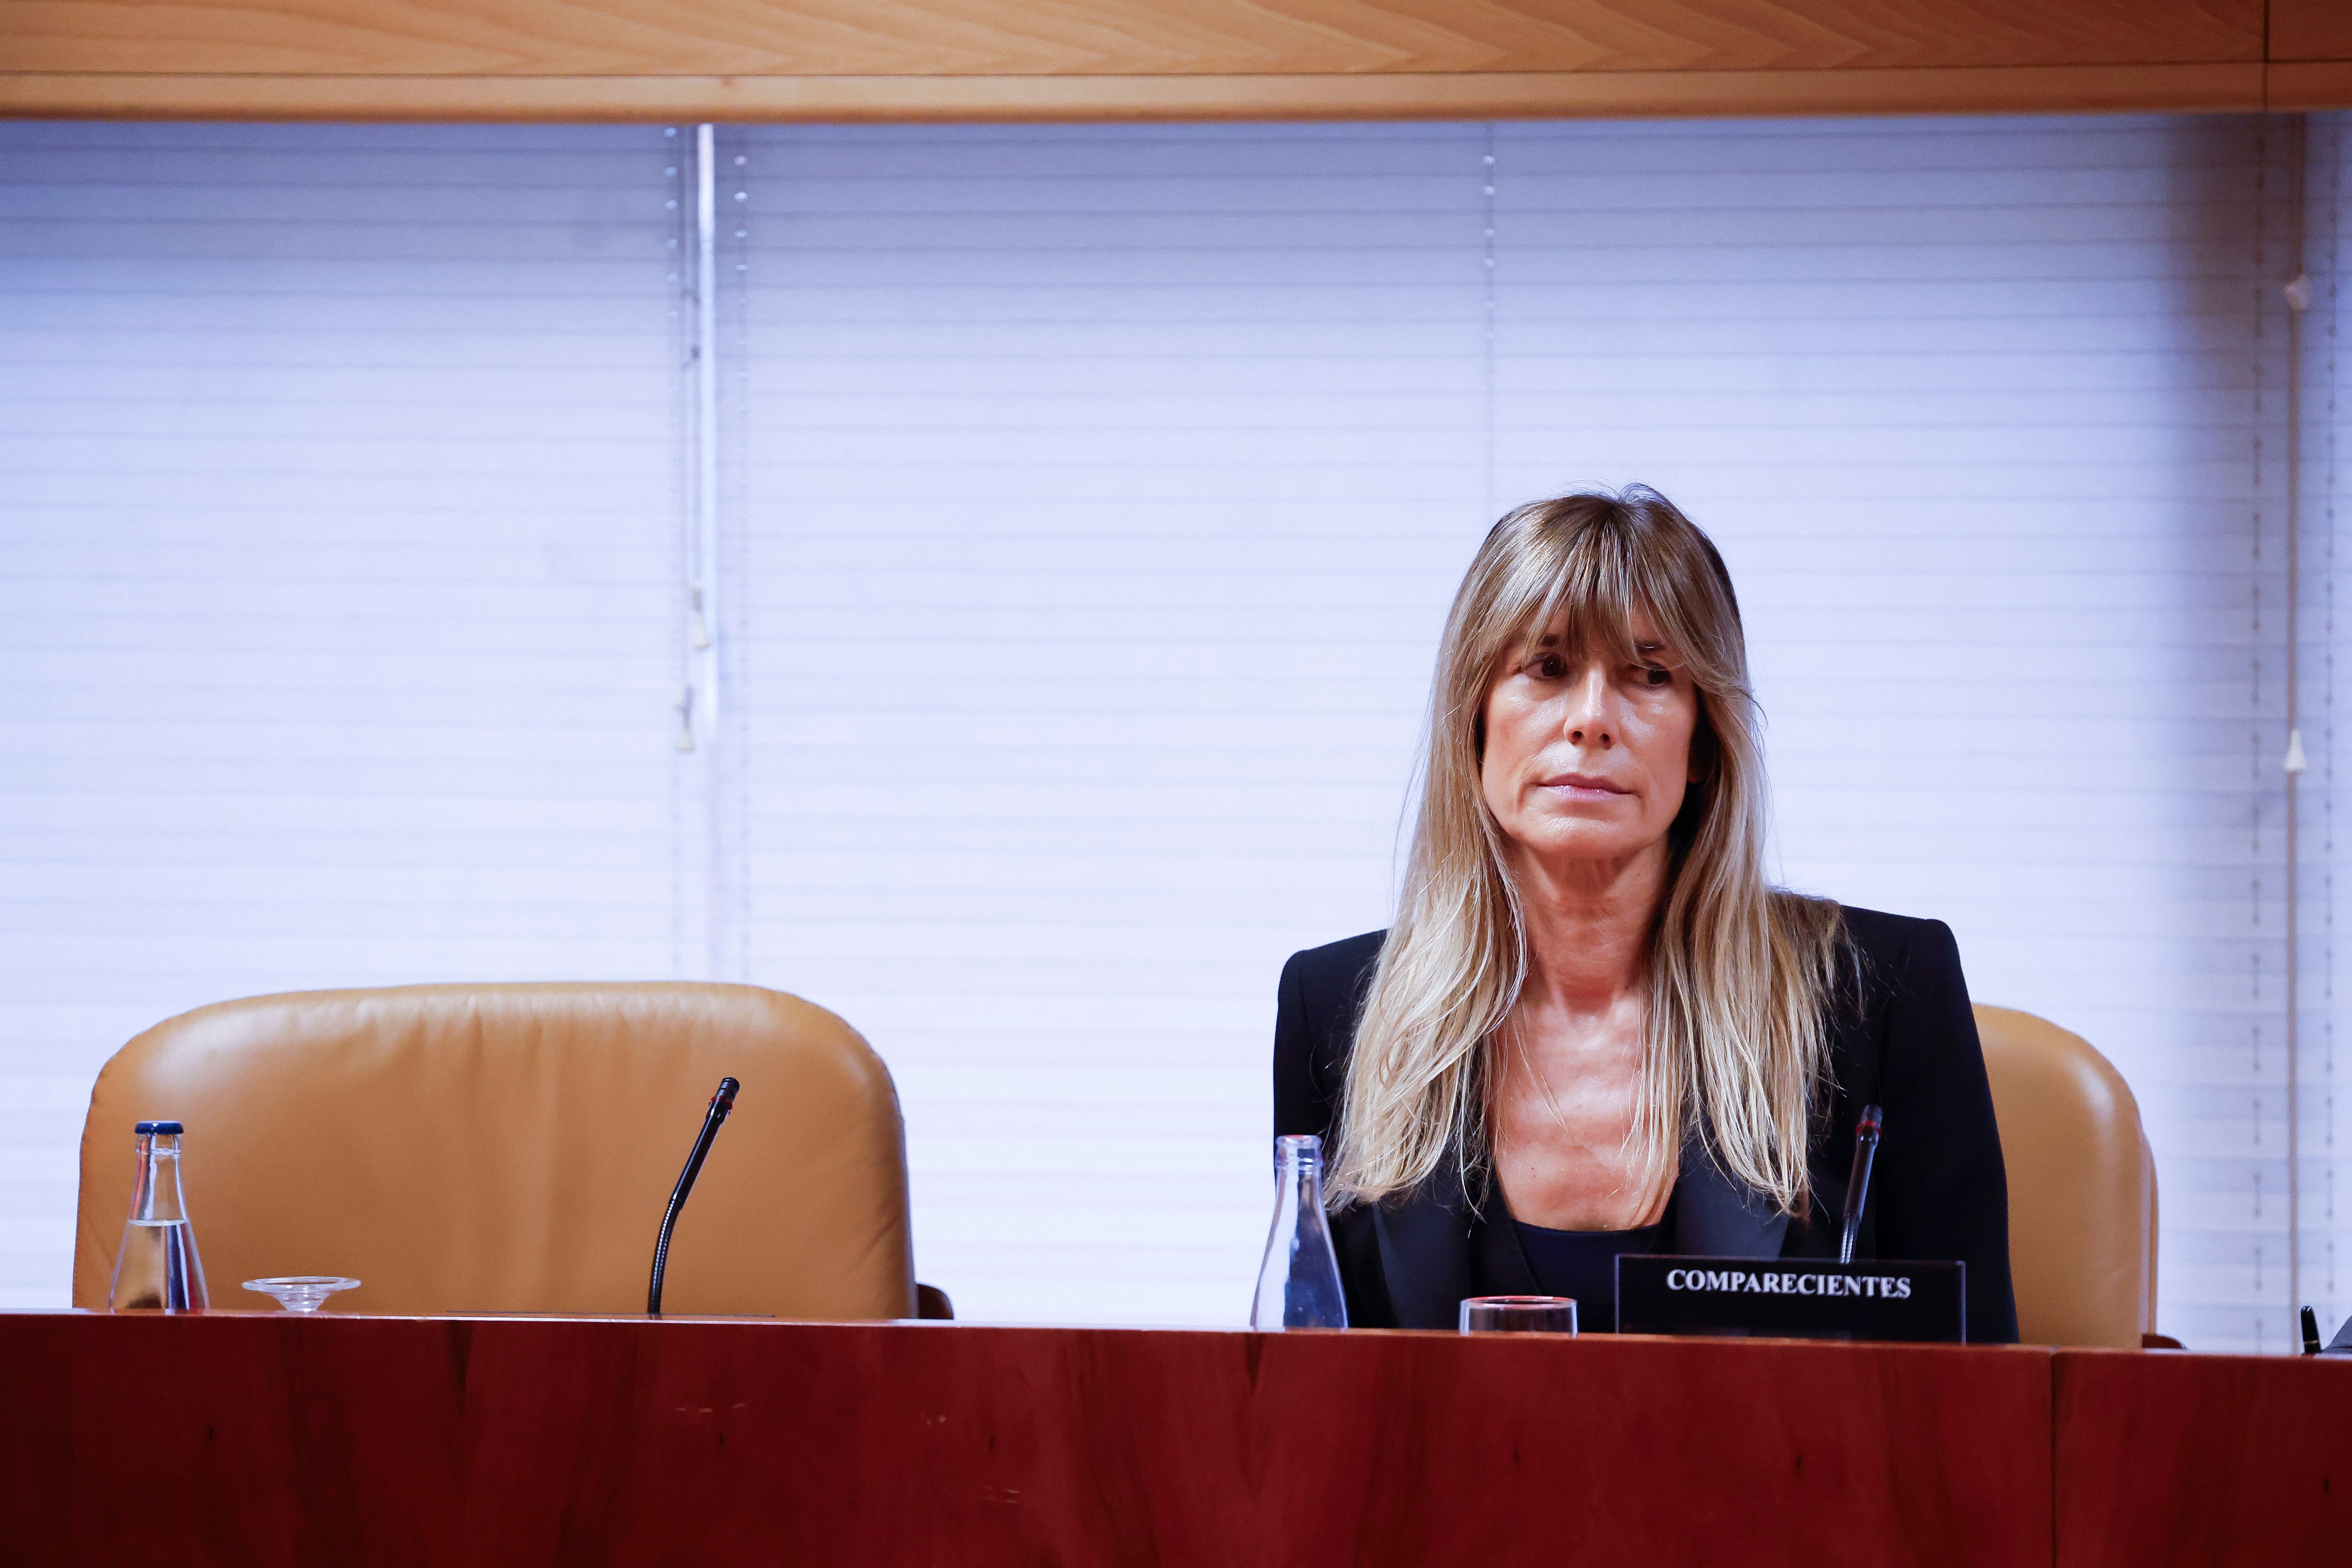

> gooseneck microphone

[
  {"left": 648, "top": 1075, "right": 739, "bottom": 1317},
  {"left": 1839, "top": 1104, "right": 1883, "bottom": 1267}
]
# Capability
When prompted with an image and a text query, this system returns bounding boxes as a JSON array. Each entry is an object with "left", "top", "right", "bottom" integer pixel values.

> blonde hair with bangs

[{"left": 1330, "top": 487, "right": 1844, "bottom": 1218}]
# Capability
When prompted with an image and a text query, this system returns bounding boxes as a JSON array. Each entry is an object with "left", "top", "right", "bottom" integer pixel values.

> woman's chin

[{"left": 1516, "top": 824, "right": 1665, "bottom": 869}]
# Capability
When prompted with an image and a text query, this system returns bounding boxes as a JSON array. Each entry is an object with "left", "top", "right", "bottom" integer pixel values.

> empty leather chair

[
  {"left": 1974, "top": 1003, "right": 2159, "bottom": 1348},
  {"left": 74, "top": 983, "right": 917, "bottom": 1320}
]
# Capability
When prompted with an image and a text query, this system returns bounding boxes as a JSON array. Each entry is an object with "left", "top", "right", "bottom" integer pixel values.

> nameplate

[{"left": 1615, "top": 1255, "right": 1967, "bottom": 1344}]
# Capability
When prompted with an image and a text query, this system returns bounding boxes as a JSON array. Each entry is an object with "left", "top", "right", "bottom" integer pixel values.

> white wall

[{"left": 2, "top": 114, "right": 2343, "bottom": 1350}]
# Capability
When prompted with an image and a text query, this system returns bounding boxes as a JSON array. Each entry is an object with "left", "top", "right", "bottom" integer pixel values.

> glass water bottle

[
  {"left": 1251, "top": 1133, "right": 1347, "bottom": 1329},
  {"left": 108, "top": 1120, "right": 208, "bottom": 1312}
]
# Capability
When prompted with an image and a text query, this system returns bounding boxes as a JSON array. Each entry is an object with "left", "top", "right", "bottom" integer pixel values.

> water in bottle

[
  {"left": 1251, "top": 1133, "right": 1347, "bottom": 1329},
  {"left": 109, "top": 1120, "right": 208, "bottom": 1312}
]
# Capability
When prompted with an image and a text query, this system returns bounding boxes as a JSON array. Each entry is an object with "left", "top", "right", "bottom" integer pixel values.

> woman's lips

[{"left": 1537, "top": 773, "right": 1630, "bottom": 796}]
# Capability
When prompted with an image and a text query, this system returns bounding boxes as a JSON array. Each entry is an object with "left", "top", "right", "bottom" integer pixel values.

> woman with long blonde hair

[{"left": 1273, "top": 486, "right": 2016, "bottom": 1337}]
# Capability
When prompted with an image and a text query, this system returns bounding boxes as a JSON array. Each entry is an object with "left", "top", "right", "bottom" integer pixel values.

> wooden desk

[
  {"left": 2056, "top": 1347, "right": 2352, "bottom": 1567},
  {"left": 0, "top": 1312, "right": 2340, "bottom": 1566}
]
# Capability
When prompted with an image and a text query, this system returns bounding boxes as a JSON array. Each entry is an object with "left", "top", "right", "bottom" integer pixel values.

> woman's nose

[{"left": 1564, "top": 668, "right": 1614, "bottom": 748}]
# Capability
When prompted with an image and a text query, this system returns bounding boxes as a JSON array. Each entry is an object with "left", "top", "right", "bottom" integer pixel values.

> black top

[
  {"left": 1494, "top": 1216, "right": 1665, "bottom": 1333},
  {"left": 1272, "top": 905, "right": 2020, "bottom": 1342}
]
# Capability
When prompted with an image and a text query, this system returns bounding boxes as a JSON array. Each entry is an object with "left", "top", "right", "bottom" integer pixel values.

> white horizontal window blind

[
  {"left": 0, "top": 124, "right": 691, "bottom": 1305},
  {"left": 720, "top": 124, "right": 1492, "bottom": 1325},
  {"left": 2304, "top": 113, "right": 2349, "bottom": 1348}
]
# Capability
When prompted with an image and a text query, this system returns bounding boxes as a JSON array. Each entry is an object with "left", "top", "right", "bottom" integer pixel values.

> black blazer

[{"left": 1273, "top": 905, "right": 2020, "bottom": 1342}]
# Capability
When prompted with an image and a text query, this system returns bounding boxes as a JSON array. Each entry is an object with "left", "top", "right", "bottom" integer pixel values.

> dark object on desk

[
  {"left": 2302, "top": 1304, "right": 2322, "bottom": 1355},
  {"left": 1839, "top": 1102, "right": 1883, "bottom": 1266},
  {"left": 649, "top": 1075, "right": 739, "bottom": 1317},
  {"left": 1274, "top": 907, "right": 2020, "bottom": 1340},
  {"left": 1617, "top": 1254, "right": 1967, "bottom": 1343}
]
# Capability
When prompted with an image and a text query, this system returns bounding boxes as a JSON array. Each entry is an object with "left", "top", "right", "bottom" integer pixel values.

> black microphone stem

[
  {"left": 649, "top": 1075, "right": 739, "bottom": 1317},
  {"left": 1839, "top": 1104, "right": 1883, "bottom": 1268}
]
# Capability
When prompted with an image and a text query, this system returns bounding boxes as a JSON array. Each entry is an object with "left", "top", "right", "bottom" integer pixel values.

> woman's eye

[
  {"left": 1640, "top": 665, "right": 1672, "bottom": 687},
  {"left": 1532, "top": 654, "right": 1565, "bottom": 678}
]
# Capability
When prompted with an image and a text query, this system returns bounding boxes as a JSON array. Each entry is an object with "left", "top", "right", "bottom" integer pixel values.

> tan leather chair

[
  {"left": 1974, "top": 1003, "right": 2159, "bottom": 1348},
  {"left": 74, "top": 983, "right": 918, "bottom": 1320}
]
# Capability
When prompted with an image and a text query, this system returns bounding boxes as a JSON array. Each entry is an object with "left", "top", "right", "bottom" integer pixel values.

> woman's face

[{"left": 1479, "top": 615, "right": 1702, "bottom": 868}]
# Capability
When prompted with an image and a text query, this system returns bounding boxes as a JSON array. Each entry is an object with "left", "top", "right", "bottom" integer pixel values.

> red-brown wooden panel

[
  {"left": 2054, "top": 1348, "right": 2352, "bottom": 1568},
  {"left": 1, "top": 1313, "right": 2053, "bottom": 1568},
  {"left": 0, "top": 1313, "right": 72, "bottom": 1552},
  {"left": 2270, "top": 0, "right": 2352, "bottom": 64},
  {"left": 2269, "top": 59, "right": 2352, "bottom": 109}
]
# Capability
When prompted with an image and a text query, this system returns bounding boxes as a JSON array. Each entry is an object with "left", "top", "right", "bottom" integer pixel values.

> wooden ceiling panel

[
  {"left": 0, "top": 0, "right": 2270, "bottom": 80},
  {"left": 2269, "top": 0, "right": 2352, "bottom": 64},
  {"left": 0, "top": 61, "right": 2267, "bottom": 121},
  {"left": 0, "top": 0, "right": 2322, "bottom": 119}
]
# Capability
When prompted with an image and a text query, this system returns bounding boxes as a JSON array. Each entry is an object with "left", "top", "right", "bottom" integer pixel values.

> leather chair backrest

[
  {"left": 1974, "top": 1003, "right": 2157, "bottom": 1347},
  {"left": 74, "top": 983, "right": 914, "bottom": 1320}
]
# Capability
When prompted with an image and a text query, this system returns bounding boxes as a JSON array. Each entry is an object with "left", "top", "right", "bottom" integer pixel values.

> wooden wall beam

[
  {"left": 0, "top": 63, "right": 2269, "bottom": 123},
  {"left": 0, "top": 0, "right": 2271, "bottom": 79},
  {"left": 2268, "top": 0, "right": 2352, "bottom": 111},
  {"left": 0, "top": 0, "right": 2336, "bottom": 123}
]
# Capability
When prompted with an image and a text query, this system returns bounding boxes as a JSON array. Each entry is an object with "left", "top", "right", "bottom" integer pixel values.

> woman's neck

[{"left": 1506, "top": 838, "right": 1671, "bottom": 1014}]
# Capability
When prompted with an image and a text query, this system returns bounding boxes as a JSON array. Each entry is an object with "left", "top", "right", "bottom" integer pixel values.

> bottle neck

[
  {"left": 130, "top": 1133, "right": 191, "bottom": 1223},
  {"left": 1276, "top": 1148, "right": 1326, "bottom": 1218}
]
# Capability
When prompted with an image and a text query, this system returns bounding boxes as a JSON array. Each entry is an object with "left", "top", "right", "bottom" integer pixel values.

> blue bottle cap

[{"left": 134, "top": 1120, "right": 184, "bottom": 1135}]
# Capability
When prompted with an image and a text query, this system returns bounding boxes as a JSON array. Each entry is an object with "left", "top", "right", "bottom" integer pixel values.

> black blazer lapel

[
  {"left": 1371, "top": 1155, "right": 1479, "bottom": 1329},
  {"left": 1670, "top": 1134, "right": 1790, "bottom": 1258}
]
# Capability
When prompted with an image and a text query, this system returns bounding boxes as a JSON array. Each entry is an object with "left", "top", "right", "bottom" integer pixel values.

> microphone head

[{"left": 713, "top": 1076, "right": 740, "bottom": 1115}]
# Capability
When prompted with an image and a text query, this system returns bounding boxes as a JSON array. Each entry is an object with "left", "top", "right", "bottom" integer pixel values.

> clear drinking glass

[
  {"left": 108, "top": 1120, "right": 209, "bottom": 1312},
  {"left": 1460, "top": 1295, "right": 1578, "bottom": 1334},
  {"left": 1251, "top": 1134, "right": 1348, "bottom": 1329},
  {"left": 243, "top": 1276, "right": 361, "bottom": 1313}
]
